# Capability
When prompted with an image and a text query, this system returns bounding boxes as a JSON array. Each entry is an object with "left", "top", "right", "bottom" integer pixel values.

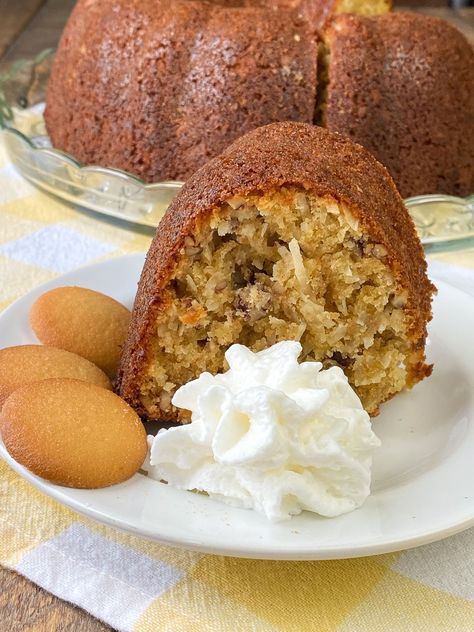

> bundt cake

[
  {"left": 44, "top": 0, "right": 390, "bottom": 184},
  {"left": 321, "top": 12, "right": 474, "bottom": 198},
  {"left": 45, "top": 1, "right": 472, "bottom": 197},
  {"left": 45, "top": 0, "right": 318, "bottom": 183},
  {"left": 117, "top": 122, "right": 435, "bottom": 422}
]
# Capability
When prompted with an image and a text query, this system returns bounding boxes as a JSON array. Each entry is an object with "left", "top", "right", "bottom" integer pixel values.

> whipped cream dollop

[{"left": 147, "top": 341, "right": 380, "bottom": 522}]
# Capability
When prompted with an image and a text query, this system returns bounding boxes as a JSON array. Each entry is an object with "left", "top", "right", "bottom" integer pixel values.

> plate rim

[{"left": 1, "top": 441, "right": 473, "bottom": 561}]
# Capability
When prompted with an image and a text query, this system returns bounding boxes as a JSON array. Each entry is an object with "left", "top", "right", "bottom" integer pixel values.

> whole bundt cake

[
  {"left": 321, "top": 12, "right": 474, "bottom": 198},
  {"left": 45, "top": 1, "right": 473, "bottom": 197},
  {"left": 44, "top": 0, "right": 390, "bottom": 184},
  {"left": 117, "top": 122, "right": 435, "bottom": 421},
  {"left": 45, "top": 0, "right": 318, "bottom": 183}
]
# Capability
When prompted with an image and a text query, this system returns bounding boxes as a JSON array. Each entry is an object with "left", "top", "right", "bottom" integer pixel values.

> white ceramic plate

[{"left": 1, "top": 253, "right": 473, "bottom": 560}]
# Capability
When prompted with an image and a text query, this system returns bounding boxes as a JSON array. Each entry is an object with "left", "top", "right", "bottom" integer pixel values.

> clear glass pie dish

[{"left": 1, "top": 50, "right": 473, "bottom": 248}]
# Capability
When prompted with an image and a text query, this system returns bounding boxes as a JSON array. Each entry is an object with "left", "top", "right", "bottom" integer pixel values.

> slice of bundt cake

[
  {"left": 321, "top": 12, "right": 474, "bottom": 198},
  {"left": 117, "top": 122, "right": 435, "bottom": 421}
]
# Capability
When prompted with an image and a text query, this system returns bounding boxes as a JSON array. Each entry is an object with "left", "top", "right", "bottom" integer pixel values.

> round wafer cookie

[
  {"left": 1, "top": 378, "right": 148, "bottom": 488},
  {"left": 30, "top": 286, "right": 131, "bottom": 377},
  {"left": 0, "top": 345, "right": 111, "bottom": 409}
]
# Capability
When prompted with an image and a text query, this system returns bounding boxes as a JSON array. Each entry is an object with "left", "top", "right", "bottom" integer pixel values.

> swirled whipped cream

[{"left": 147, "top": 341, "right": 380, "bottom": 522}]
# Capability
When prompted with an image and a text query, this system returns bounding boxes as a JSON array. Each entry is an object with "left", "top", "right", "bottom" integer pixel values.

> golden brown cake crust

[
  {"left": 117, "top": 122, "right": 434, "bottom": 417},
  {"left": 45, "top": 0, "right": 317, "bottom": 182},
  {"left": 325, "top": 12, "right": 474, "bottom": 198}
]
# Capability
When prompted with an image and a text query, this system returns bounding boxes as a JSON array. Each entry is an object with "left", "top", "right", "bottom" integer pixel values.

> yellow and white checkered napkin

[{"left": 1, "top": 129, "right": 474, "bottom": 632}]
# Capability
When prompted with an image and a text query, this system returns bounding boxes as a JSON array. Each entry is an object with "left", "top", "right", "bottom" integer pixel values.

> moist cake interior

[{"left": 139, "top": 188, "right": 419, "bottom": 419}]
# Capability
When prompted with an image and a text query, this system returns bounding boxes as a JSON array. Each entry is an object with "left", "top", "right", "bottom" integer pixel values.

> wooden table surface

[{"left": 0, "top": 2, "right": 473, "bottom": 630}]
